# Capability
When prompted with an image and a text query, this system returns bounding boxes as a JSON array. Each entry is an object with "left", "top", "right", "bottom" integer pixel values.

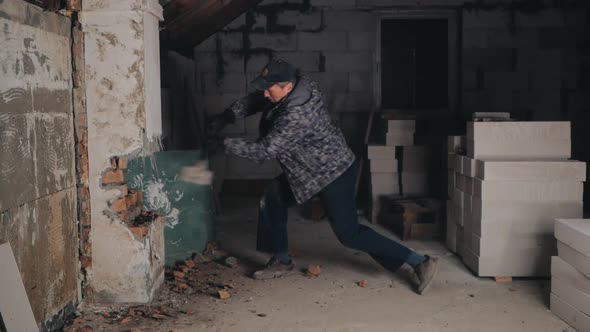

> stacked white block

[
  {"left": 467, "top": 121, "right": 571, "bottom": 160},
  {"left": 368, "top": 145, "right": 399, "bottom": 223},
  {"left": 552, "top": 220, "right": 590, "bottom": 331},
  {"left": 462, "top": 121, "right": 579, "bottom": 276},
  {"left": 446, "top": 136, "right": 466, "bottom": 254},
  {"left": 386, "top": 120, "right": 415, "bottom": 147},
  {"left": 401, "top": 146, "right": 429, "bottom": 196}
]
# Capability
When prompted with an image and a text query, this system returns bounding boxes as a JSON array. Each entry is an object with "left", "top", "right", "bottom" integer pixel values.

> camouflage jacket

[{"left": 224, "top": 77, "right": 355, "bottom": 204}]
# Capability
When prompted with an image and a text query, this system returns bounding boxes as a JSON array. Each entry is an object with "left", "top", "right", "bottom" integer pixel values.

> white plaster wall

[{"left": 80, "top": 0, "right": 164, "bottom": 303}]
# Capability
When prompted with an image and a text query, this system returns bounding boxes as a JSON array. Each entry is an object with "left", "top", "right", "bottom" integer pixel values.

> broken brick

[
  {"left": 102, "top": 169, "right": 124, "bottom": 185},
  {"left": 72, "top": 326, "right": 94, "bottom": 332},
  {"left": 357, "top": 280, "right": 368, "bottom": 288},
  {"left": 178, "top": 283, "right": 189, "bottom": 292},
  {"left": 120, "top": 317, "right": 132, "bottom": 324},
  {"left": 218, "top": 290, "right": 231, "bottom": 299},
  {"left": 173, "top": 271, "right": 186, "bottom": 279},
  {"left": 151, "top": 313, "right": 167, "bottom": 320},
  {"left": 181, "top": 265, "right": 189, "bottom": 273},
  {"left": 306, "top": 264, "right": 321, "bottom": 278},
  {"left": 129, "top": 226, "right": 148, "bottom": 238},
  {"left": 118, "top": 157, "right": 128, "bottom": 169},
  {"left": 185, "top": 259, "right": 195, "bottom": 269}
]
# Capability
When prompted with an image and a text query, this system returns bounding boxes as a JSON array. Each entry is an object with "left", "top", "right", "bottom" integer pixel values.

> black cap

[{"left": 251, "top": 59, "right": 297, "bottom": 91}]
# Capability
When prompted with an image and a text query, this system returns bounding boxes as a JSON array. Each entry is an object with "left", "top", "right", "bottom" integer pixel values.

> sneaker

[
  {"left": 414, "top": 255, "right": 439, "bottom": 295},
  {"left": 252, "top": 257, "right": 295, "bottom": 280}
]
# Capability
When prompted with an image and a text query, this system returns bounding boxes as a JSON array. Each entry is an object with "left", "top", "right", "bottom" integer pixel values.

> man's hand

[
  {"left": 206, "top": 109, "right": 236, "bottom": 137},
  {"left": 206, "top": 135, "right": 225, "bottom": 156}
]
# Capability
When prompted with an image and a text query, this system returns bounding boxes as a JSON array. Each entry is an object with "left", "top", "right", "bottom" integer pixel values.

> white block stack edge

[
  {"left": 367, "top": 145, "right": 398, "bottom": 223},
  {"left": 446, "top": 136, "right": 466, "bottom": 254},
  {"left": 552, "top": 219, "right": 590, "bottom": 330},
  {"left": 462, "top": 121, "right": 585, "bottom": 278}
]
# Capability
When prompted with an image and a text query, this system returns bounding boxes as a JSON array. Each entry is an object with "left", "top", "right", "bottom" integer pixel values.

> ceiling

[{"left": 159, "top": 0, "right": 262, "bottom": 55}]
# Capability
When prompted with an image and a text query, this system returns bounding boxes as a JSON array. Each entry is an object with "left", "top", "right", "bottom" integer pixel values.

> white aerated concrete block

[
  {"left": 456, "top": 226, "right": 464, "bottom": 257},
  {"left": 368, "top": 145, "right": 396, "bottom": 160},
  {"left": 401, "top": 146, "right": 428, "bottom": 171},
  {"left": 552, "top": 256, "right": 590, "bottom": 296},
  {"left": 550, "top": 294, "right": 590, "bottom": 332},
  {"left": 371, "top": 173, "right": 399, "bottom": 196},
  {"left": 475, "top": 160, "right": 586, "bottom": 181},
  {"left": 446, "top": 210, "right": 457, "bottom": 253},
  {"left": 558, "top": 241, "right": 590, "bottom": 279},
  {"left": 402, "top": 172, "right": 428, "bottom": 196},
  {"left": 472, "top": 112, "right": 511, "bottom": 120},
  {"left": 464, "top": 246, "right": 553, "bottom": 277},
  {"left": 388, "top": 120, "right": 415, "bottom": 132},
  {"left": 369, "top": 159, "right": 398, "bottom": 173},
  {"left": 454, "top": 155, "right": 464, "bottom": 174},
  {"left": 447, "top": 153, "right": 456, "bottom": 170},
  {"left": 447, "top": 136, "right": 465, "bottom": 153},
  {"left": 472, "top": 199, "right": 583, "bottom": 236},
  {"left": 467, "top": 121, "right": 571, "bottom": 141},
  {"left": 473, "top": 180, "right": 583, "bottom": 201},
  {"left": 552, "top": 277, "right": 590, "bottom": 317},
  {"left": 465, "top": 177, "right": 474, "bottom": 195},
  {"left": 472, "top": 233, "right": 555, "bottom": 257},
  {"left": 462, "top": 157, "right": 477, "bottom": 177},
  {"left": 467, "top": 138, "right": 571, "bottom": 160},
  {"left": 456, "top": 174, "right": 466, "bottom": 191},
  {"left": 448, "top": 170, "right": 455, "bottom": 198},
  {"left": 386, "top": 133, "right": 413, "bottom": 146},
  {"left": 555, "top": 219, "right": 590, "bottom": 257}
]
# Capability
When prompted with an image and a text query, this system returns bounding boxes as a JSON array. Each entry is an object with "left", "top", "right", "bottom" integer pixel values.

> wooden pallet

[{"left": 494, "top": 276, "right": 513, "bottom": 283}]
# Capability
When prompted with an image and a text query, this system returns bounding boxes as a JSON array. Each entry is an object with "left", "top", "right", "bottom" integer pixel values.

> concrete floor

[{"left": 168, "top": 196, "right": 572, "bottom": 332}]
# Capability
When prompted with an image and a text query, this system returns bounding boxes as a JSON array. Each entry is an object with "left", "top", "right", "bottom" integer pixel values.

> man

[{"left": 208, "top": 59, "right": 439, "bottom": 295}]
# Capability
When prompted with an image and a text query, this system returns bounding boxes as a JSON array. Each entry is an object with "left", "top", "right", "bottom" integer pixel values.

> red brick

[
  {"left": 111, "top": 197, "right": 127, "bottom": 212},
  {"left": 129, "top": 226, "right": 148, "bottom": 238},
  {"left": 135, "top": 191, "right": 143, "bottom": 205},
  {"left": 80, "top": 256, "right": 92, "bottom": 268},
  {"left": 118, "top": 157, "right": 128, "bottom": 169},
  {"left": 102, "top": 169, "right": 124, "bottom": 185}
]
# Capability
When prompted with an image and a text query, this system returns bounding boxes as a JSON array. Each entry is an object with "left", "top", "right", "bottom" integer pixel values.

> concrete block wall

[
  {"left": 193, "top": 0, "right": 590, "bottom": 186},
  {"left": 0, "top": 1, "right": 79, "bottom": 328}
]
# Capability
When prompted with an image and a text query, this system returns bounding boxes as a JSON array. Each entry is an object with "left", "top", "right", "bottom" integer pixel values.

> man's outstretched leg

[
  {"left": 253, "top": 174, "right": 296, "bottom": 279},
  {"left": 319, "top": 163, "right": 439, "bottom": 295}
]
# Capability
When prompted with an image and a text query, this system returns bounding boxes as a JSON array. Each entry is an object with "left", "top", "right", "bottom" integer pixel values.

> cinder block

[
  {"left": 369, "top": 159, "right": 398, "bottom": 173},
  {"left": 473, "top": 180, "right": 583, "bottom": 201},
  {"left": 324, "top": 52, "right": 372, "bottom": 72},
  {"left": 456, "top": 226, "right": 464, "bottom": 257},
  {"left": 475, "top": 160, "right": 586, "bottom": 181},
  {"left": 249, "top": 33, "right": 296, "bottom": 51},
  {"left": 456, "top": 174, "right": 466, "bottom": 191},
  {"left": 386, "top": 133, "right": 413, "bottom": 147},
  {"left": 472, "top": 112, "right": 511, "bottom": 120},
  {"left": 552, "top": 256, "right": 590, "bottom": 296},
  {"left": 323, "top": 11, "right": 376, "bottom": 32},
  {"left": 559, "top": 241, "right": 590, "bottom": 280},
  {"left": 473, "top": 200, "right": 583, "bottom": 236},
  {"left": 462, "top": 157, "right": 477, "bottom": 178},
  {"left": 462, "top": 210, "right": 473, "bottom": 254},
  {"left": 348, "top": 72, "right": 372, "bottom": 93},
  {"left": 388, "top": 120, "right": 415, "bottom": 132},
  {"left": 401, "top": 172, "right": 428, "bottom": 196},
  {"left": 278, "top": 11, "right": 322, "bottom": 30},
  {"left": 297, "top": 31, "right": 347, "bottom": 51},
  {"left": 367, "top": 145, "right": 396, "bottom": 160},
  {"left": 347, "top": 31, "right": 374, "bottom": 51},
  {"left": 550, "top": 294, "right": 590, "bottom": 332},
  {"left": 555, "top": 219, "right": 590, "bottom": 256},
  {"left": 371, "top": 173, "right": 399, "bottom": 196}
]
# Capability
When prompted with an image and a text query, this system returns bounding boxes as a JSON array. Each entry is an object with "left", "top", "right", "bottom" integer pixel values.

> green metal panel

[{"left": 125, "top": 150, "right": 214, "bottom": 265}]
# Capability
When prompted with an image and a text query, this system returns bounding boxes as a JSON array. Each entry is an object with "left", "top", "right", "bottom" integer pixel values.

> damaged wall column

[{"left": 80, "top": 0, "right": 165, "bottom": 303}]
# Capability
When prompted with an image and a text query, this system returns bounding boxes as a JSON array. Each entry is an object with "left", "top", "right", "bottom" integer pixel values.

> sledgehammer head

[{"left": 179, "top": 161, "right": 214, "bottom": 185}]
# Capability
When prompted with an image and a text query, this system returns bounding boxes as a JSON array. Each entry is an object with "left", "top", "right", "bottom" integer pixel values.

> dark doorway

[{"left": 381, "top": 19, "right": 448, "bottom": 110}]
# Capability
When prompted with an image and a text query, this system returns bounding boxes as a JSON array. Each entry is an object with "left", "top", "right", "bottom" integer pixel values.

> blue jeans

[{"left": 256, "top": 162, "right": 414, "bottom": 272}]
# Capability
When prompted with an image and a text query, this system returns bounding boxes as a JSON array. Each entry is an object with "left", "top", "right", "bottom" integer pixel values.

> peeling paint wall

[
  {"left": 80, "top": 0, "right": 165, "bottom": 303},
  {"left": 0, "top": 0, "right": 79, "bottom": 327}
]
